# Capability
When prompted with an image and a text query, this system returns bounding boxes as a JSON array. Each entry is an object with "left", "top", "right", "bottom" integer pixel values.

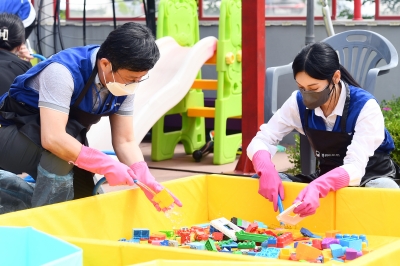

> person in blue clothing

[
  {"left": 0, "top": 0, "right": 36, "bottom": 61},
  {"left": 0, "top": 0, "right": 36, "bottom": 39},
  {"left": 0, "top": 13, "right": 32, "bottom": 95},
  {"left": 247, "top": 42, "right": 399, "bottom": 218},
  {"left": 0, "top": 22, "right": 182, "bottom": 214}
]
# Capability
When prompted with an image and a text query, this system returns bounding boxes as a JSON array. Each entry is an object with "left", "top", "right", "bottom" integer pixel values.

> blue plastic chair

[{"left": 265, "top": 30, "right": 399, "bottom": 174}]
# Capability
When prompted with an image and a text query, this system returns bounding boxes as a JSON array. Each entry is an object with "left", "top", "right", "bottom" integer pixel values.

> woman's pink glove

[
  {"left": 130, "top": 161, "right": 182, "bottom": 212},
  {"left": 252, "top": 150, "right": 284, "bottom": 212},
  {"left": 293, "top": 167, "right": 350, "bottom": 217},
  {"left": 73, "top": 146, "right": 135, "bottom": 186}
]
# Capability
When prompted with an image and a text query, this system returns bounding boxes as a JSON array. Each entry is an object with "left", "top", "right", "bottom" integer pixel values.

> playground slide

[{"left": 86, "top": 36, "right": 218, "bottom": 151}]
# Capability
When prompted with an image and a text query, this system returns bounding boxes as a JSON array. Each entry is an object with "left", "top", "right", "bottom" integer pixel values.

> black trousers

[{"left": 0, "top": 124, "right": 94, "bottom": 199}]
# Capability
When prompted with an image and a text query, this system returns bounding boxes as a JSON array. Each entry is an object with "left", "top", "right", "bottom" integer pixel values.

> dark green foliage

[
  {"left": 381, "top": 97, "right": 400, "bottom": 165},
  {"left": 286, "top": 133, "right": 301, "bottom": 175}
]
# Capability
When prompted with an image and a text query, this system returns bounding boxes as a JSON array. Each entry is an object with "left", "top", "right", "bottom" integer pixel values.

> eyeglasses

[{"left": 116, "top": 71, "right": 150, "bottom": 85}]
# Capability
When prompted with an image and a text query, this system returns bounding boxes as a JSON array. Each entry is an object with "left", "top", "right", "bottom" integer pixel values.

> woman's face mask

[
  {"left": 103, "top": 65, "right": 141, "bottom": 96},
  {"left": 300, "top": 82, "right": 332, "bottom": 109}
]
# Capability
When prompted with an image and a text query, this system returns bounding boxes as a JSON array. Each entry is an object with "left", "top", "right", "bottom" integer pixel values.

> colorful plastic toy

[
  {"left": 210, "top": 217, "right": 242, "bottom": 241},
  {"left": 276, "top": 201, "right": 305, "bottom": 226}
]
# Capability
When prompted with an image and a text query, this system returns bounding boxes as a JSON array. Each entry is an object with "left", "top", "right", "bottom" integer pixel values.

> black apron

[
  {"left": 288, "top": 84, "right": 400, "bottom": 186},
  {"left": 0, "top": 66, "right": 110, "bottom": 197}
]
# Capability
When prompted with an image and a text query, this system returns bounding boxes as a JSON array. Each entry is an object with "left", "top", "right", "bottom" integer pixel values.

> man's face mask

[
  {"left": 103, "top": 64, "right": 140, "bottom": 96},
  {"left": 300, "top": 82, "right": 333, "bottom": 109}
]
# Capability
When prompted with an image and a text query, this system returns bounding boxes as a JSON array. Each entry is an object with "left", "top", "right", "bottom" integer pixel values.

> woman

[
  {"left": 0, "top": 22, "right": 182, "bottom": 214},
  {"left": 0, "top": 13, "right": 32, "bottom": 95},
  {"left": 247, "top": 42, "right": 399, "bottom": 217}
]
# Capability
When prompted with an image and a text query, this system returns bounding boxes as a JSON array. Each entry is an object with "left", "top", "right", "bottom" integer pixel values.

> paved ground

[{"left": 99, "top": 141, "right": 293, "bottom": 193}]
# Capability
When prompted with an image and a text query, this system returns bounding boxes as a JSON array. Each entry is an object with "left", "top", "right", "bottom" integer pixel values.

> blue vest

[
  {"left": 0, "top": 0, "right": 31, "bottom": 21},
  {"left": 296, "top": 85, "right": 394, "bottom": 154},
  {"left": 0, "top": 45, "right": 127, "bottom": 126}
]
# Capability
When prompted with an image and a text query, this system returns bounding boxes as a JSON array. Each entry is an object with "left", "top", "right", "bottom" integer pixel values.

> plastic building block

[
  {"left": 189, "top": 242, "right": 206, "bottom": 250},
  {"left": 212, "top": 232, "right": 223, "bottom": 241},
  {"left": 256, "top": 247, "right": 281, "bottom": 258},
  {"left": 152, "top": 188, "right": 175, "bottom": 209},
  {"left": 359, "top": 234, "right": 368, "bottom": 245},
  {"left": 194, "top": 223, "right": 210, "bottom": 228},
  {"left": 245, "top": 222, "right": 258, "bottom": 233},
  {"left": 267, "top": 237, "right": 277, "bottom": 247},
  {"left": 339, "top": 238, "right": 362, "bottom": 252},
  {"left": 346, "top": 248, "right": 363, "bottom": 260},
  {"left": 151, "top": 240, "right": 162, "bottom": 246},
  {"left": 300, "top": 227, "right": 322, "bottom": 238},
  {"left": 231, "top": 217, "right": 252, "bottom": 229},
  {"left": 220, "top": 248, "right": 232, "bottom": 253},
  {"left": 276, "top": 232, "right": 293, "bottom": 248},
  {"left": 209, "top": 225, "right": 220, "bottom": 234},
  {"left": 237, "top": 241, "right": 255, "bottom": 249},
  {"left": 265, "top": 230, "right": 278, "bottom": 237},
  {"left": 276, "top": 202, "right": 305, "bottom": 225},
  {"left": 195, "top": 232, "right": 209, "bottom": 241},
  {"left": 148, "top": 233, "right": 166, "bottom": 243},
  {"left": 295, "top": 242, "right": 322, "bottom": 261},
  {"left": 336, "top": 234, "right": 343, "bottom": 239},
  {"left": 325, "top": 230, "right": 341, "bottom": 238},
  {"left": 219, "top": 240, "right": 238, "bottom": 250},
  {"left": 330, "top": 244, "right": 346, "bottom": 258},
  {"left": 235, "top": 230, "right": 270, "bottom": 242},
  {"left": 210, "top": 217, "right": 242, "bottom": 241},
  {"left": 159, "top": 230, "right": 174, "bottom": 238},
  {"left": 279, "top": 248, "right": 292, "bottom": 260},
  {"left": 178, "top": 232, "right": 191, "bottom": 245},
  {"left": 160, "top": 240, "right": 169, "bottom": 246},
  {"left": 322, "top": 249, "right": 333, "bottom": 261},
  {"left": 312, "top": 239, "right": 322, "bottom": 250},
  {"left": 205, "top": 239, "right": 218, "bottom": 251},
  {"left": 168, "top": 240, "right": 178, "bottom": 247},
  {"left": 133, "top": 229, "right": 150, "bottom": 240},
  {"left": 254, "top": 220, "right": 268, "bottom": 229},
  {"left": 321, "top": 238, "right": 340, "bottom": 249}
]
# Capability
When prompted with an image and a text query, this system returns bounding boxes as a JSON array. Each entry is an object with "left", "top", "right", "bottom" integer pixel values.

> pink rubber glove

[
  {"left": 130, "top": 161, "right": 182, "bottom": 212},
  {"left": 293, "top": 167, "right": 350, "bottom": 217},
  {"left": 73, "top": 145, "right": 135, "bottom": 186},
  {"left": 252, "top": 150, "right": 284, "bottom": 212}
]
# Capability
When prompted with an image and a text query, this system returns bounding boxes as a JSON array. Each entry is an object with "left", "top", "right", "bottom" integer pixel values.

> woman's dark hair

[
  {"left": 0, "top": 13, "right": 25, "bottom": 51},
  {"left": 292, "top": 42, "right": 361, "bottom": 88},
  {"left": 98, "top": 22, "right": 160, "bottom": 72}
]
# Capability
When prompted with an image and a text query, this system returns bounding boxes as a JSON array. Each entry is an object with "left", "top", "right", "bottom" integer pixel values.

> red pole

[
  {"left": 353, "top": 0, "right": 362, "bottom": 20},
  {"left": 235, "top": 0, "right": 265, "bottom": 174}
]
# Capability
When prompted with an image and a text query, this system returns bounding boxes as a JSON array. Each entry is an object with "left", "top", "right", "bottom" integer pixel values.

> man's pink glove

[
  {"left": 130, "top": 161, "right": 182, "bottom": 212},
  {"left": 293, "top": 167, "right": 350, "bottom": 217},
  {"left": 73, "top": 145, "right": 135, "bottom": 186},
  {"left": 252, "top": 150, "right": 284, "bottom": 212}
]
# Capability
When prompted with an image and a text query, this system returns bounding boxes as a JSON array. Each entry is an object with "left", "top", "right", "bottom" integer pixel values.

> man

[{"left": 0, "top": 22, "right": 182, "bottom": 214}]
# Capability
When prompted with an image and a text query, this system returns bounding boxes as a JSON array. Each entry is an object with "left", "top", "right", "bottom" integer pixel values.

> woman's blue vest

[{"left": 296, "top": 85, "right": 394, "bottom": 154}]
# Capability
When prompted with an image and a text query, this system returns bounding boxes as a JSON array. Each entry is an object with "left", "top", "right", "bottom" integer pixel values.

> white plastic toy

[
  {"left": 276, "top": 201, "right": 305, "bottom": 226},
  {"left": 210, "top": 217, "right": 242, "bottom": 241}
]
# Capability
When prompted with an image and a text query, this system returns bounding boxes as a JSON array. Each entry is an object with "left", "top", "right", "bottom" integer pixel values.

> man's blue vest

[
  {"left": 0, "top": 45, "right": 127, "bottom": 126},
  {"left": 296, "top": 84, "right": 394, "bottom": 154}
]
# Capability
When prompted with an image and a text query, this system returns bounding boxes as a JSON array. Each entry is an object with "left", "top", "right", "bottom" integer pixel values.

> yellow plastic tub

[{"left": 0, "top": 174, "right": 398, "bottom": 265}]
